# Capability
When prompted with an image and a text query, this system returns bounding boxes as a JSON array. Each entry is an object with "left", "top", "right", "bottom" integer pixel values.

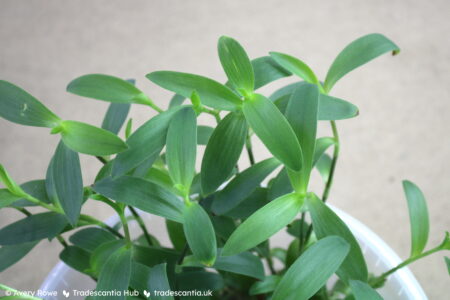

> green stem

[
  {"left": 0, "top": 284, "right": 42, "bottom": 300},
  {"left": 129, "top": 206, "right": 153, "bottom": 246},
  {"left": 245, "top": 133, "right": 255, "bottom": 165},
  {"left": 372, "top": 244, "right": 446, "bottom": 286},
  {"left": 118, "top": 206, "right": 132, "bottom": 246},
  {"left": 177, "top": 243, "right": 189, "bottom": 265},
  {"left": 79, "top": 214, "right": 123, "bottom": 238},
  {"left": 147, "top": 101, "right": 164, "bottom": 113},
  {"left": 321, "top": 121, "right": 340, "bottom": 202},
  {"left": 14, "top": 207, "right": 31, "bottom": 216},
  {"left": 56, "top": 235, "right": 68, "bottom": 248},
  {"left": 96, "top": 156, "right": 109, "bottom": 164}
]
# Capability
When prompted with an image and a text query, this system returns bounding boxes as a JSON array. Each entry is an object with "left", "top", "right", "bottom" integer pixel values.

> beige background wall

[{"left": 0, "top": 0, "right": 449, "bottom": 298}]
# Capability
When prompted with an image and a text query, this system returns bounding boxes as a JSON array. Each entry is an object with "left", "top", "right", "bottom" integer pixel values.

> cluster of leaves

[{"left": 0, "top": 34, "right": 448, "bottom": 300}]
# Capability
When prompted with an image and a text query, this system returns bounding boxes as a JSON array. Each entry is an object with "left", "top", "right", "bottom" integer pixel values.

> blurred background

[{"left": 0, "top": 0, "right": 449, "bottom": 298}]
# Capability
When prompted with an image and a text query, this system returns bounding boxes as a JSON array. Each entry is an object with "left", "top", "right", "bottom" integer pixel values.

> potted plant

[{"left": 0, "top": 34, "right": 448, "bottom": 300}]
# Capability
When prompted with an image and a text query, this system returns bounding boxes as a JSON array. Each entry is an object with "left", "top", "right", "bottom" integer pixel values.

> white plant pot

[{"left": 39, "top": 205, "right": 427, "bottom": 300}]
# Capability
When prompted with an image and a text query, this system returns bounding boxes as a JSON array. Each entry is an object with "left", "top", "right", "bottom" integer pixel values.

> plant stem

[
  {"left": 117, "top": 206, "right": 132, "bottom": 246},
  {"left": 148, "top": 101, "right": 164, "bottom": 113},
  {"left": 14, "top": 207, "right": 31, "bottom": 216},
  {"left": 245, "top": 133, "right": 255, "bottom": 165},
  {"left": 79, "top": 214, "right": 123, "bottom": 238},
  {"left": 0, "top": 284, "right": 42, "bottom": 300},
  {"left": 95, "top": 156, "right": 109, "bottom": 164},
  {"left": 56, "top": 235, "right": 68, "bottom": 248},
  {"left": 129, "top": 206, "right": 153, "bottom": 246},
  {"left": 321, "top": 121, "right": 340, "bottom": 202},
  {"left": 177, "top": 243, "right": 189, "bottom": 265},
  {"left": 372, "top": 244, "right": 446, "bottom": 286}
]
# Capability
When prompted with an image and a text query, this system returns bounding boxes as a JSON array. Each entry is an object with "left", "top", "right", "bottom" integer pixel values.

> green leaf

[
  {"left": 90, "top": 239, "right": 125, "bottom": 274},
  {"left": 324, "top": 33, "right": 400, "bottom": 92},
  {"left": 0, "top": 80, "right": 61, "bottom": 128},
  {"left": 94, "top": 246, "right": 132, "bottom": 300},
  {"left": 0, "top": 212, "right": 67, "bottom": 245},
  {"left": 270, "top": 52, "right": 319, "bottom": 84},
  {"left": 147, "top": 71, "right": 242, "bottom": 111},
  {"left": 147, "top": 263, "right": 174, "bottom": 300},
  {"left": 268, "top": 168, "right": 292, "bottom": 201},
  {"left": 252, "top": 56, "right": 291, "bottom": 90},
  {"left": 285, "top": 84, "right": 319, "bottom": 191},
  {"left": 132, "top": 244, "right": 180, "bottom": 267},
  {"left": 112, "top": 107, "right": 181, "bottom": 177},
  {"left": 0, "top": 241, "right": 38, "bottom": 272},
  {"left": 319, "top": 94, "right": 359, "bottom": 120},
  {"left": 270, "top": 82, "right": 307, "bottom": 102},
  {"left": 403, "top": 180, "right": 429, "bottom": 257},
  {"left": 69, "top": 227, "right": 116, "bottom": 252},
  {"left": 169, "top": 94, "right": 185, "bottom": 108},
  {"left": 218, "top": 36, "right": 254, "bottom": 93},
  {"left": 313, "top": 137, "right": 336, "bottom": 166},
  {"left": 51, "top": 141, "right": 83, "bottom": 225},
  {"left": 215, "top": 251, "right": 264, "bottom": 279},
  {"left": 183, "top": 202, "right": 217, "bottom": 265},
  {"left": 249, "top": 275, "right": 281, "bottom": 295},
  {"left": 166, "top": 107, "right": 197, "bottom": 189},
  {"left": 307, "top": 194, "right": 368, "bottom": 282},
  {"left": 67, "top": 74, "right": 152, "bottom": 105},
  {"left": 184, "top": 250, "right": 264, "bottom": 279},
  {"left": 101, "top": 103, "right": 131, "bottom": 134},
  {"left": 197, "top": 126, "right": 214, "bottom": 145},
  {"left": 316, "top": 153, "right": 332, "bottom": 183},
  {"left": 272, "top": 83, "right": 359, "bottom": 120},
  {"left": 349, "top": 280, "right": 383, "bottom": 300},
  {"left": 176, "top": 270, "right": 224, "bottom": 291},
  {"left": 94, "top": 176, "right": 184, "bottom": 223},
  {"left": 212, "top": 158, "right": 280, "bottom": 215},
  {"left": 272, "top": 236, "right": 350, "bottom": 300},
  {"left": 222, "top": 193, "right": 302, "bottom": 256},
  {"left": 225, "top": 187, "right": 269, "bottom": 219},
  {"left": 243, "top": 94, "right": 302, "bottom": 171},
  {"left": 165, "top": 219, "right": 186, "bottom": 251},
  {"left": 60, "top": 246, "right": 91, "bottom": 274},
  {"left": 59, "top": 120, "right": 128, "bottom": 156},
  {"left": 0, "top": 189, "right": 22, "bottom": 208},
  {"left": 10, "top": 180, "right": 51, "bottom": 207},
  {"left": 201, "top": 112, "right": 248, "bottom": 195},
  {"left": 0, "top": 164, "right": 27, "bottom": 197}
]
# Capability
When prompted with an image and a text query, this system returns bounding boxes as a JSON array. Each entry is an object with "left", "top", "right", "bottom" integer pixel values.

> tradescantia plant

[{"left": 0, "top": 33, "right": 449, "bottom": 300}]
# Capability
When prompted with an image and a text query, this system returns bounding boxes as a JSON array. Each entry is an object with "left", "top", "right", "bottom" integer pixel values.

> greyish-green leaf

[
  {"left": 243, "top": 93, "right": 302, "bottom": 171},
  {"left": 222, "top": 193, "right": 302, "bottom": 256},
  {"left": 67, "top": 74, "right": 152, "bottom": 105},
  {"left": 272, "top": 236, "right": 350, "bottom": 300},
  {"left": 147, "top": 71, "right": 242, "bottom": 111},
  {"left": 201, "top": 112, "right": 248, "bottom": 195},
  {"left": 166, "top": 107, "right": 197, "bottom": 189},
  {"left": 218, "top": 36, "right": 254, "bottom": 93},
  {"left": 59, "top": 120, "right": 128, "bottom": 156},
  {"left": 183, "top": 202, "right": 217, "bottom": 266},
  {"left": 93, "top": 176, "right": 184, "bottom": 223},
  {"left": 212, "top": 158, "right": 280, "bottom": 215},
  {"left": 324, "top": 33, "right": 400, "bottom": 92},
  {"left": 0, "top": 212, "right": 67, "bottom": 246},
  {"left": 112, "top": 106, "right": 182, "bottom": 177},
  {"left": 403, "top": 180, "right": 429, "bottom": 257},
  {"left": 307, "top": 194, "right": 368, "bottom": 283},
  {"left": 51, "top": 141, "right": 83, "bottom": 225},
  {"left": 101, "top": 103, "right": 131, "bottom": 134},
  {"left": 0, "top": 80, "right": 61, "bottom": 128}
]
